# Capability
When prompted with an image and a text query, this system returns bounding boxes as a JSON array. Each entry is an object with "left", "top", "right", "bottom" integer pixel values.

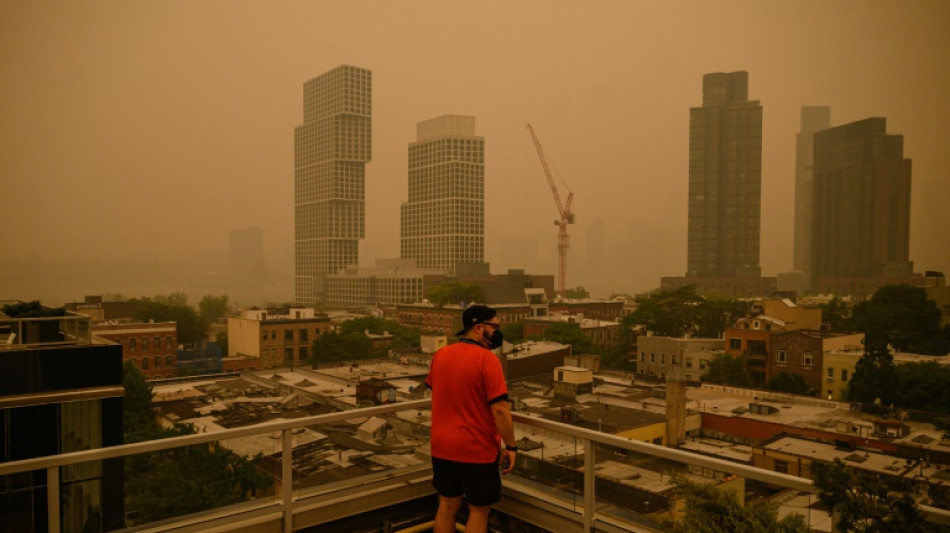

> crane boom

[{"left": 525, "top": 123, "right": 575, "bottom": 296}]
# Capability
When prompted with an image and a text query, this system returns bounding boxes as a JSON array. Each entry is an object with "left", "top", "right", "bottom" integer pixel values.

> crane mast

[{"left": 526, "top": 123, "right": 574, "bottom": 296}]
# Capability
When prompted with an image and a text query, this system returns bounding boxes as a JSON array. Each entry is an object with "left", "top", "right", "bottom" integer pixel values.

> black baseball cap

[{"left": 455, "top": 305, "right": 498, "bottom": 336}]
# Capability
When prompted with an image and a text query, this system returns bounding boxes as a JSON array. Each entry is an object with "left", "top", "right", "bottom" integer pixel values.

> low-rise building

[
  {"left": 227, "top": 307, "right": 331, "bottom": 370},
  {"left": 636, "top": 336, "right": 724, "bottom": 382},
  {"left": 92, "top": 321, "right": 178, "bottom": 379},
  {"left": 769, "top": 331, "right": 864, "bottom": 396},
  {"left": 390, "top": 303, "right": 533, "bottom": 337},
  {"left": 523, "top": 313, "right": 621, "bottom": 351}
]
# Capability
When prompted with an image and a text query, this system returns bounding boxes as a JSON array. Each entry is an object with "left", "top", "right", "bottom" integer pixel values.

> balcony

[
  {"left": 0, "top": 312, "right": 92, "bottom": 348},
  {"left": 2, "top": 399, "right": 949, "bottom": 533}
]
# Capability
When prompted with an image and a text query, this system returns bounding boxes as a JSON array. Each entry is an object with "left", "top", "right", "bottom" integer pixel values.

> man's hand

[{"left": 498, "top": 448, "right": 516, "bottom": 475}]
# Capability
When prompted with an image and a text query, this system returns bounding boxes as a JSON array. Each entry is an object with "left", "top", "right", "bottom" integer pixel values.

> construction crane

[{"left": 525, "top": 123, "right": 574, "bottom": 296}]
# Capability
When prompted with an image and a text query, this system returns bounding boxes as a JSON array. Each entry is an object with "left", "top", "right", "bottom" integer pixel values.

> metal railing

[
  {"left": 2, "top": 398, "right": 949, "bottom": 533},
  {"left": 0, "top": 312, "right": 92, "bottom": 348}
]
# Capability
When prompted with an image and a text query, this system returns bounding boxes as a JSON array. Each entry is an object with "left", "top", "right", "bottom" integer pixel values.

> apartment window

[
  {"left": 299, "top": 329, "right": 309, "bottom": 343},
  {"left": 166, "top": 356, "right": 173, "bottom": 367},
  {"left": 650, "top": 353, "right": 655, "bottom": 363},
  {"left": 130, "top": 338, "right": 137, "bottom": 351},
  {"left": 262, "top": 332, "right": 268, "bottom": 342},
  {"left": 699, "top": 359, "right": 707, "bottom": 370},
  {"left": 827, "top": 367, "right": 834, "bottom": 378},
  {"left": 154, "top": 337, "right": 161, "bottom": 350},
  {"left": 141, "top": 357, "right": 148, "bottom": 370},
  {"left": 284, "top": 348, "right": 293, "bottom": 362},
  {"left": 776, "top": 350, "right": 788, "bottom": 363},
  {"left": 841, "top": 369, "right": 849, "bottom": 382},
  {"left": 271, "top": 330, "right": 276, "bottom": 340},
  {"left": 748, "top": 341, "right": 767, "bottom": 355},
  {"left": 686, "top": 357, "right": 693, "bottom": 369},
  {"left": 802, "top": 352, "right": 814, "bottom": 366},
  {"left": 774, "top": 460, "right": 789, "bottom": 474},
  {"left": 142, "top": 338, "right": 149, "bottom": 351},
  {"left": 639, "top": 352, "right": 645, "bottom": 362},
  {"left": 298, "top": 347, "right": 308, "bottom": 361},
  {"left": 284, "top": 329, "right": 294, "bottom": 341},
  {"left": 166, "top": 337, "right": 173, "bottom": 350},
  {"left": 660, "top": 354, "right": 665, "bottom": 365},
  {"left": 729, "top": 339, "right": 742, "bottom": 350}
]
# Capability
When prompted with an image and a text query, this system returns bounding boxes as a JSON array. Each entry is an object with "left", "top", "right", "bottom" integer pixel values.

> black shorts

[{"left": 431, "top": 455, "right": 501, "bottom": 506}]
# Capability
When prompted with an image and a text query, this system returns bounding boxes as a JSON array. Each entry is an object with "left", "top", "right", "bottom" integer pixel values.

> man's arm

[{"left": 491, "top": 400, "right": 517, "bottom": 474}]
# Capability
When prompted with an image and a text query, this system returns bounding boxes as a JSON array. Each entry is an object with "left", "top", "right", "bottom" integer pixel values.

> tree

[
  {"left": 310, "top": 331, "right": 373, "bottom": 364},
  {"left": 132, "top": 297, "right": 209, "bottom": 344},
  {"left": 425, "top": 282, "right": 484, "bottom": 307},
  {"left": 564, "top": 286, "right": 590, "bottom": 299},
  {"left": 811, "top": 458, "right": 936, "bottom": 533},
  {"left": 337, "top": 316, "right": 421, "bottom": 350},
  {"left": 849, "top": 285, "right": 947, "bottom": 355},
  {"left": 152, "top": 292, "right": 189, "bottom": 308},
  {"left": 768, "top": 372, "right": 811, "bottom": 396},
  {"left": 847, "top": 346, "right": 897, "bottom": 406},
  {"left": 695, "top": 299, "right": 748, "bottom": 338},
  {"left": 624, "top": 286, "right": 705, "bottom": 338},
  {"left": 122, "top": 363, "right": 271, "bottom": 524},
  {"left": 529, "top": 321, "right": 598, "bottom": 354},
  {"left": 669, "top": 475, "right": 809, "bottom": 533},
  {"left": 820, "top": 297, "right": 850, "bottom": 333},
  {"left": 702, "top": 353, "right": 751, "bottom": 387},
  {"left": 501, "top": 320, "right": 524, "bottom": 344},
  {"left": 215, "top": 330, "right": 229, "bottom": 357},
  {"left": 2, "top": 300, "right": 65, "bottom": 317},
  {"left": 198, "top": 294, "right": 229, "bottom": 323}
]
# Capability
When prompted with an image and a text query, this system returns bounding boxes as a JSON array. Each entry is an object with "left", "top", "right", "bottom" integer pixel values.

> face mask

[{"left": 484, "top": 328, "right": 504, "bottom": 350}]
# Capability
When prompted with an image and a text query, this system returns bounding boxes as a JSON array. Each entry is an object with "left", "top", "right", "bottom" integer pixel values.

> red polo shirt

[{"left": 426, "top": 340, "right": 508, "bottom": 463}]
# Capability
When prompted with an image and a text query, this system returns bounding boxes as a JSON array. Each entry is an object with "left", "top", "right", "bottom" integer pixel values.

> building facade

[
  {"left": 636, "top": 336, "right": 724, "bottom": 383},
  {"left": 228, "top": 308, "right": 332, "bottom": 369},
  {"left": 811, "top": 117, "right": 912, "bottom": 291},
  {"left": 687, "top": 71, "right": 763, "bottom": 279},
  {"left": 294, "top": 65, "right": 372, "bottom": 304},
  {"left": 91, "top": 321, "right": 178, "bottom": 379},
  {"left": 0, "top": 312, "right": 125, "bottom": 532},
  {"left": 389, "top": 303, "right": 532, "bottom": 337},
  {"left": 793, "top": 106, "right": 831, "bottom": 288},
  {"left": 401, "top": 115, "right": 485, "bottom": 274}
]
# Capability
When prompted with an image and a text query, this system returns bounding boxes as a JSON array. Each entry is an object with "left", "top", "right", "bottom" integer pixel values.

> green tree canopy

[
  {"left": 850, "top": 285, "right": 947, "bottom": 354},
  {"left": 820, "top": 297, "right": 851, "bottom": 333},
  {"left": 847, "top": 346, "right": 898, "bottom": 406},
  {"left": 624, "top": 286, "right": 705, "bottom": 338},
  {"left": 501, "top": 320, "right": 524, "bottom": 344},
  {"left": 198, "top": 294, "right": 229, "bottom": 323},
  {"left": 695, "top": 299, "right": 749, "bottom": 339},
  {"left": 337, "top": 316, "right": 421, "bottom": 350},
  {"left": 132, "top": 296, "right": 209, "bottom": 344},
  {"left": 122, "top": 363, "right": 271, "bottom": 524},
  {"left": 425, "top": 282, "right": 484, "bottom": 307},
  {"left": 1, "top": 300, "right": 65, "bottom": 317},
  {"left": 564, "top": 286, "right": 590, "bottom": 299},
  {"left": 768, "top": 372, "right": 811, "bottom": 396},
  {"left": 529, "top": 321, "right": 598, "bottom": 354},
  {"left": 702, "top": 353, "right": 751, "bottom": 387},
  {"left": 811, "top": 458, "right": 935, "bottom": 533},
  {"left": 669, "top": 475, "right": 809, "bottom": 533},
  {"left": 310, "top": 330, "right": 373, "bottom": 364}
]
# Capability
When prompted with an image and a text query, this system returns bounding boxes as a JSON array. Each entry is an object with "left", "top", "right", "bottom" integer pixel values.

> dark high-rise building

[
  {"left": 687, "top": 71, "right": 763, "bottom": 279},
  {"left": 400, "top": 115, "right": 484, "bottom": 273},
  {"left": 0, "top": 310, "right": 124, "bottom": 532},
  {"left": 294, "top": 65, "right": 372, "bottom": 305},
  {"left": 811, "top": 118, "right": 912, "bottom": 286},
  {"left": 793, "top": 106, "right": 831, "bottom": 288}
]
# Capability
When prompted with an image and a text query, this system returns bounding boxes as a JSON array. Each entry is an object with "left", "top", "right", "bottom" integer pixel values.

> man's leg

[
  {"left": 464, "top": 504, "right": 491, "bottom": 533},
  {"left": 434, "top": 495, "right": 463, "bottom": 533}
]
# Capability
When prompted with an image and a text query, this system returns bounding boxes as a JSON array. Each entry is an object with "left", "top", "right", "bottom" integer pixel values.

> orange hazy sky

[{"left": 1, "top": 0, "right": 948, "bottom": 295}]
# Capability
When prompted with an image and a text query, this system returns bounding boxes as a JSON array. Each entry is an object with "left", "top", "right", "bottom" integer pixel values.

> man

[{"left": 425, "top": 304, "right": 517, "bottom": 533}]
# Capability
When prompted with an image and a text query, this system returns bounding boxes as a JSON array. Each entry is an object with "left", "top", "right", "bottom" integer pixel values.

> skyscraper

[
  {"left": 793, "top": 106, "right": 831, "bottom": 287},
  {"left": 686, "top": 71, "right": 763, "bottom": 279},
  {"left": 400, "top": 115, "right": 485, "bottom": 273},
  {"left": 811, "top": 118, "right": 912, "bottom": 287},
  {"left": 294, "top": 65, "right": 372, "bottom": 305}
]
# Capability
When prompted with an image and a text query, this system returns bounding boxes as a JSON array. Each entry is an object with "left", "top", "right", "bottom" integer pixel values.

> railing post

[
  {"left": 282, "top": 429, "right": 293, "bottom": 532},
  {"left": 47, "top": 466, "right": 60, "bottom": 533},
  {"left": 582, "top": 438, "right": 595, "bottom": 532}
]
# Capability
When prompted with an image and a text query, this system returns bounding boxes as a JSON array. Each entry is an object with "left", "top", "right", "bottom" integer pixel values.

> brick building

[
  {"left": 389, "top": 303, "right": 533, "bottom": 337},
  {"left": 92, "top": 321, "right": 178, "bottom": 379}
]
